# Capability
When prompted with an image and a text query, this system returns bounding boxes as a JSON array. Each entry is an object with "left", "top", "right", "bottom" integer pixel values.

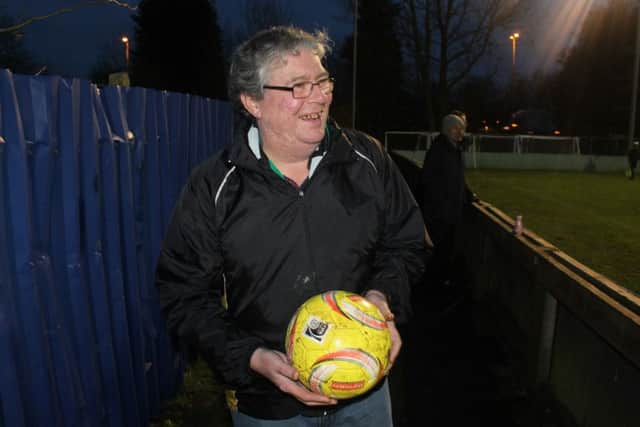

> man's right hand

[{"left": 249, "top": 347, "right": 338, "bottom": 406}]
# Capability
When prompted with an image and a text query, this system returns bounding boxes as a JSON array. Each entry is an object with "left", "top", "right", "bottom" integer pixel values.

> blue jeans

[{"left": 230, "top": 380, "right": 393, "bottom": 427}]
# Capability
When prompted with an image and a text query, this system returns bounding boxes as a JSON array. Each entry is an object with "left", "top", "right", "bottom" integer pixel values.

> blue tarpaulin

[{"left": 0, "top": 70, "right": 231, "bottom": 427}]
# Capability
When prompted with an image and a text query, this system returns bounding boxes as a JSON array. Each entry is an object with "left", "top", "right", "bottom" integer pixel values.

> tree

[
  {"left": 222, "top": 0, "right": 295, "bottom": 65},
  {"left": 398, "top": 0, "right": 528, "bottom": 129},
  {"left": 549, "top": 0, "right": 637, "bottom": 137},
  {"left": 130, "top": 0, "right": 227, "bottom": 99},
  {"left": 0, "top": 0, "right": 136, "bottom": 34},
  {"left": 234, "top": 0, "right": 293, "bottom": 43},
  {"left": 0, "top": 2, "right": 36, "bottom": 74},
  {"left": 340, "top": 0, "right": 407, "bottom": 139},
  {"left": 89, "top": 40, "right": 127, "bottom": 85},
  {"left": 0, "top": 0, "right": 134, "bottom": 76},
  {"left": 450, "top": 75, "right": 501, "bottom": 131}
]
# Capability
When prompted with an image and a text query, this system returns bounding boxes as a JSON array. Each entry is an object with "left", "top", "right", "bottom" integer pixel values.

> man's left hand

[{"left": 364, "top": 290, "right": 402, "bottom": 371}]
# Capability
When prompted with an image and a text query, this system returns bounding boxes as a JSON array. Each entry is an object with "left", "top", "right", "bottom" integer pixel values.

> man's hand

[
  {"left": 249, "top": 347, "right": 337, "bottom": 406},
  {"left": 364, "top": 290, "right": 402, "bottom": 370}
]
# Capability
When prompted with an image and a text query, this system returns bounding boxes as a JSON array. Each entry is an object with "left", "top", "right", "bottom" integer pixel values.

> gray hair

[
  {"left": 228, "top": 26, "right": 332, "bottom": 112},
  {"left": 442, "top": 114, "right": 466, "bottom": 133}
]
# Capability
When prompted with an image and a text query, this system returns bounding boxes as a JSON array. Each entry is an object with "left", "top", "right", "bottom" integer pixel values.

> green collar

[
  {"left": 268, "top": 159, "right": 284, "bottom": 178},
  {"left": 263, "top": 125, "right": 330, "bottom": 180}
]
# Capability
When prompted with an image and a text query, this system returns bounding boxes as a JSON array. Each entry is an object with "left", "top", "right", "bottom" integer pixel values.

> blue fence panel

[
  {"left": 147, "top": 89, "right": 180, "bottom": 403},
  {"left": 179, "top": 95, "right": 191, "bottom": 186},
  {"left": 56, "top": 77, "right": 106, "bottom": 426},
  {"left": 155, "top": 91, "right": 172, "bottom": 233},
  {"left": 166, "top": 92, "right": 185, "bottom": 205},
  {"left": 195, "top": 97, "right": 205, "bottom": 167},
  {"left": 204, "top": 99, "right": 213, "bottom": 170},
  {"left": 142, "top": 88, "right": 163, "bottom": 415},
  {"left": 76, "top": 79, "right": 126, "bottom": 427},
  {"left": 0, "top": 69, "right": 232, "bottom": 427},
  {"left": 14, "top": 74, "right": 89, "bottom": 427},
  {"left": 100, "top": 85, "right": 149, "bottom": 426},
  {"left": 124, "top": 87, "right": 159, "bottom": 420},
  {"left": 1, "top": 69, "right": 62, "bottom": 427},
  {"left": 161, "top": 91, "right": 187, "bottom": 398},
  {"left": 93, "top": 87, "right": 142, "bottom": 427},
  {"left": 0, "top": 86, "right": 27, "bottom": 427}
]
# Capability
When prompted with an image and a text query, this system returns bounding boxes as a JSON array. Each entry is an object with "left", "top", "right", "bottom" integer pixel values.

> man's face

[
  {"left": 252, "top": 49, "right": 333, "bottom": 147},
  {"left": 448, "top": 124, "right": 465, "bottom": 143}
]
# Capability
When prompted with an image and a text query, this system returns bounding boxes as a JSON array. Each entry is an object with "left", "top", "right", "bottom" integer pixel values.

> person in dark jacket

[
  {"left": 155, "top": 26, "right": 428, "bottom": 426},
  {"left": 420, "top": 112, "right": 476, "bottom": 288},
  {"left": 628, "top": 141, "right": 639, "bottom": 179}
]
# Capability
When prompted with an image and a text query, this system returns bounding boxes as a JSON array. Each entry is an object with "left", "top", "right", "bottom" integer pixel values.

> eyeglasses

[{"left": 263, "top": 76, "right": 335, "bottom": 99}]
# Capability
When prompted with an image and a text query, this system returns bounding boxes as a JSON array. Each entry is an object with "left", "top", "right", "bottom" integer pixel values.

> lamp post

[
  {"left": 509, "top": 32, "right": 520, "bottom": 70},
  {"left": 352, "top": 0, "right": 358, "bottom": 129},
  {"left": 628, "top": 8, "right": 640, "bottom": 150},
  {"left": 121, "top": 35, "right": 130, "bottom": 68}
]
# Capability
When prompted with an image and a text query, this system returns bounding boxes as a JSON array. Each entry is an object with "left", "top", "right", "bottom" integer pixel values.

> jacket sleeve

[
  {"left": 360, "top": 138, "right": 429, "bottom": 323},
  {"left": 155, "top": 166, "right": 264, "bottom": 388}
]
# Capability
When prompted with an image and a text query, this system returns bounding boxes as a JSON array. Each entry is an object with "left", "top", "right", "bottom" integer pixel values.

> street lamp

[
  {"left": 352, "top": 0, "right": 359, "bottom": 128},
  {"left": 628, "top": 8, "right": 640, "bottom": 149},
  {"left": 509, "top": 32, "right": 520, "bottom": 69},
  {"left": 121, "top": 35, "right": 130, "bottom": 68}
]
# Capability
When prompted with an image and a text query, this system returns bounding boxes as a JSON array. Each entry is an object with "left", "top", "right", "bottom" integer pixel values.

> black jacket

[
  {"left": 155, "top": 117, "right": 427, "bottom": 419},
  {"left": 420, "top": 133, "right": 472, "bottom": 231}
]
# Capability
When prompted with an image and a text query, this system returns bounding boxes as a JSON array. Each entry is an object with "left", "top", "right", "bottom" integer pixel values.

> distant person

[
  {"left": 628, "top": 141, "right": 639, "bottom": 180},
  {"left": 155, "top": 26, "right": 428, "bottom": 426},
  {"left": 420, "top": 111, "right": 477, "bottom": 288}
]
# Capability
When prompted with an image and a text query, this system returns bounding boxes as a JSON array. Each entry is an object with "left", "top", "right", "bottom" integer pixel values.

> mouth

[{"left": 299, "top": 110, "right": 324, "bottom": 121}]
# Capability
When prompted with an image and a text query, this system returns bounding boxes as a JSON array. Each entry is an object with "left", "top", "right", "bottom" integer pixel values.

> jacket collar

[
  {"left": 436, "top": 132, "right": 464, "bottom": 153},
  {"left": 226, "top": 113, "right": 357, "bottom": 172}
]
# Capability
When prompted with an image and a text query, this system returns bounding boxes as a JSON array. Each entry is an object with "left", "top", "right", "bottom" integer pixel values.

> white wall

[{"left": 394, "top": 150, "right": 628, "bottom": 172}]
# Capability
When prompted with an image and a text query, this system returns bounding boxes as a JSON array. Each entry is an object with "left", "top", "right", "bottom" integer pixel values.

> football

[{"left": 284, "top": 290, "right": 392, "bottom": 399}]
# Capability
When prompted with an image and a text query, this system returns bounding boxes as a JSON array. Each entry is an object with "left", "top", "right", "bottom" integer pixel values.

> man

[
  {"left": 420, "top": 112, "right": 476, "bottom": 288},
  {"left": 155, "top": 26, "right": 427, "bottom": 426}
]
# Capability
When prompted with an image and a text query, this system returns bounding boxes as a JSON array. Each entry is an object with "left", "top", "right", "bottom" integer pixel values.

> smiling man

[{"left": 155, "top": 26, "right": 428, "bottom": 426}]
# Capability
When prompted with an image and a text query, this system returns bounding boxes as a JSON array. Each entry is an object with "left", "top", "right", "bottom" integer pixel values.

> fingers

[
  {"left": 250, "top": 347, "right": 337, "bottom": 406},
  {"left": 251, "top": 348, "right": 298, "bottom": 381},
  {"left": 280, "top": 381, "right": 338, "bottom": 406},
  {"left": 386, "top": 321, "right": 402, "bottom": 369},
  {"left": 277, "top": 362, "right": 299, "bottom": 381},
  {"left": 364, "top": 290, "right": 394, "bottom": 321},
  {"left": 362, "top": 291, "right": 402, "bottom": 371}
]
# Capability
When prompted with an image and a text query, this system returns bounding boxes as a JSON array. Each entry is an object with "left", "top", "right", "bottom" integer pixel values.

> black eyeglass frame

[{"left": 263, "top": 77, "right": 335, "bottom": 99}]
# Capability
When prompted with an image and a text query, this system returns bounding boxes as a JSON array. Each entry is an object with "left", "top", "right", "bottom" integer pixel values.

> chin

[
  {"left": 298, "top": 120, "right": 327, "bottom": 140},
  {"left": 298, "top": 129, "right": 325, "bottom": 144}
]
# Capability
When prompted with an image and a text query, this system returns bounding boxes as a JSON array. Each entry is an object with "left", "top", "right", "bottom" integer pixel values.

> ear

[{"left": 240, "top": 93, "right": 262, "bottom": 119}]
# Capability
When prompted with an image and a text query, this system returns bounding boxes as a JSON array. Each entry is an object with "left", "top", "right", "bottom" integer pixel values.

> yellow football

[{"left": 284, "top": 290, "right": 391, "bottom": 399}]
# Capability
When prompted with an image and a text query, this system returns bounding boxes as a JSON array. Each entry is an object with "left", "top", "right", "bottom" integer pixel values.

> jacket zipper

[{"left": 299, "top": 182, "right": 319, "bottom": 291}]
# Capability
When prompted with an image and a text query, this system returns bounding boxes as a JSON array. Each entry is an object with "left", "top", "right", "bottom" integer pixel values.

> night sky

[
  {"left": 4, "top": 0, "right": 592, "bottom": 81},
  {"left": 4, "top": 0, "right": 351, "bottom": 79}
]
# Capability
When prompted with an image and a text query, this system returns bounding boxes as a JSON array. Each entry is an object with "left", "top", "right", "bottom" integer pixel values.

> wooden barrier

[{"left": 462, "top": 201, "right": 640, "bottom": 426}]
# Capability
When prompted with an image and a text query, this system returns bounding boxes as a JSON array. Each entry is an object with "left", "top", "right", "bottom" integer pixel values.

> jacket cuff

[{"left": 209, "top": 336, "right": 265, "bottom": 389}]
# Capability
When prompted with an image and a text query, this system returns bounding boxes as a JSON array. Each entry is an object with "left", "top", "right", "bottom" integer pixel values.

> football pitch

[{"left": 465, "top": 169, "right": 640, "bottom": 295}]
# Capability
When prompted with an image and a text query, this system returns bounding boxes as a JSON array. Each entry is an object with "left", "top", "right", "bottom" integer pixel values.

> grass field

[{"left": 465, "top": 169, "right": 640, "bottom": 294}]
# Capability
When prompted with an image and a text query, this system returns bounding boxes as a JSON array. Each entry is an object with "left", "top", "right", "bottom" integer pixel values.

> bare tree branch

[
  {"left": 399, "top": 0, "right": 528, "bottom": 115},
  {"left": 0, "top": 0, "right": 137, "bottom": 33}
]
